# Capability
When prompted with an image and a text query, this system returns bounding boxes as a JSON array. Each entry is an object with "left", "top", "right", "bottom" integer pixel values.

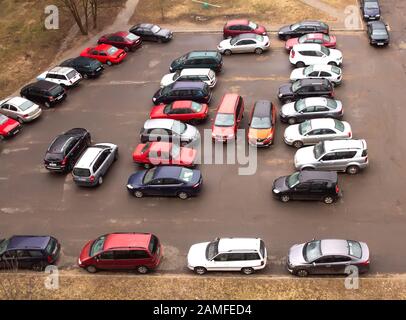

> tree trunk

[{"left": 61, "top": 0, "right": 88, "bottom": 35}]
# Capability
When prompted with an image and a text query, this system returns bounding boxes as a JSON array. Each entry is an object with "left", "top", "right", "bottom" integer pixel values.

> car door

[
  {"left": 94, "top": 250, "right": 116, "bottom": 270},
  {"left": 307, "top": 71, "right": 321, "bottom": 79},
  {"left": 146, "top": 178, "right": 165, "bottom": 195},
  {"left": 333, "top": 151, "right": 357, "bottom": 171},
  {"left": 15, "top": 250, "right": 33, "bottom": 269},
  {"left": 320, "top": 71, "right": 333, "bottom": 82},
  {"left": 162, "top": 178, "right": 184, "bottom": 196},
  {"left": 291, "top": 182, "right": 311, "bottom": 200},
  {"left": 209, "top": 253, "right": 233, "bottom": 271},
  {"left": 317, "top": 152, "right": 338, "bottom": 170},
  {"left": 127, "top": 250, "right": 152, "bottom": 269},
  {"left": 303, "top": 128, "right": 323, "bottom": 144},
  {"left": 321, "top": 128, "right": 338, "bottom": 141},
  {"left": 299, "top": 105, "right": 317, "bottom": 121},
  {"left": 331, "top": 255, "right": 353, "bottom": 274},
  {"left": 311, "top": 256, "right": 337, "bottom": 274},
  {"left": 309, "top": 181, "right": 329, "bottom": 200},
  {"left": 111, "top": 250, "right": 132, "bottom": 270}
]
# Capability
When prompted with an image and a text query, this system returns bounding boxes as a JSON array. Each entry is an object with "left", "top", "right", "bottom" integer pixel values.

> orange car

[{"left": 247, "top": 100, "right": 276, "bottom": 147}]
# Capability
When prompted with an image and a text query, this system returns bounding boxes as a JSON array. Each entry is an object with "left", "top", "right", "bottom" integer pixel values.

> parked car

[
  {"left": 289, "top": 44, "right": 343, "bottom": 68},
  {"left": 0, "top": 235, "right": 60, "bottom": 271},
  {"left": 285, "top": 33, "right": 337, "bottom": 51},
  {"left": 72, "top": 143, "right": 119, "bottom": 187},
  {"left": 367, "top": 21, "right": 390, "bottom": 46},
  {"left": 80, "top": 44, "right": 127, "bottom": 65},
  {"left": 37, "top": 67, "right": 82, "bottom": 88},
  {"left": 127, "top": 166, "right": 203, "bottom": 199},
  {"left": 247, "top": 100, "right": 276, "bottom": 147},
  {"left": 0, "top": 114, "right": 21, "bottom": 139},
  {"left": 152, "top": 81, "right": 212, "bottom": 105},
  {"left": 272, "top": 170, "right": 341, "bottom": 204},
  {"left": 160, "top": 68, "right": 217, "bottom": 88},
  {"left": 140, "top": 119, "right": 200, "bottom": 145},
  {"left": 290, "top": 64, "right": 342, "bottom": 86},
  {"left": 149, "top": 101, "right": 209, "bottom": 124},
  {"left": 278, "top": 79, "right": 334, "bottom": 104},
  {"left": 98, "top": 31, "right": 142, "bottom": 52},
  {"left": 0, "top": 96, "right": 42, "bottom": 123},
  {"left": 169, "top": 51, "right": 223, "bottom": 73},
  {"left": 278, "top": 21, "right": 329, "bottom": 40},
  {"left": 294, "top": 139, "right": 368, "bottom": 174},
  {"left": 280, "top": 97, "right": 343, "bottom": 125},
  {"left": 60, "top": 56, "right": 104, "bottom": 79},
  {"left": 284, "top": 118, "right": 352, "bottom": 148},
  {"left": 361, "top": 0, "right": 381, "bottom": 20},
  {"left": 78, "top": 233, "right": 162, "bottom": 274},
  {"left": 223, "top": 20, "right": 267, "bottom": 38},
  {"left": 133, "top": 141, "right": 197, "bottom": 168},
  {"left": 187, "top": 237, "right": 267, "bottom": 275},
  {"left": 44, "top": 128, "right": 91, "bottom": 173},
  {"left": 212, "top": 93, "right": 244, "bottom": 142},
  {"left": 287, "top": 239, "right": 370, "bottom": 276},
  {"left": 20, "top": 80, "right": 66, "bottom": 108},
  {"left": 217, "top": 33, "right": 270, "bottom": 55},
  {"left": 129, "top": 23, "right": 173, "bottom": 42}
]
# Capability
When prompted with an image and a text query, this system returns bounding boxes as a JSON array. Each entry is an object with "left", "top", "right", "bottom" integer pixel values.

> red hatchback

[
  {"left": 78, "top": 233, "right": 162, "bottom": 274},
  {"left": 150, "top": 100, "right": 208, "bottom": 124},
  {"left": 223, "top": 19, "right": 267, "bottom": 39},
  {"left": 0, "top": 114, "right": 21, "bottom": 139},
  {"left": 80, "top": 44, "right": 127, "bottom": 66},
  {"left": 98, "top": 31, "right": 142, "bottom": 52},
  {"left": 285, "top": 33, "right": 337, "bottom": 51},
  {"left": 133, "top": 141, "right": 197, "bottom": 168}
]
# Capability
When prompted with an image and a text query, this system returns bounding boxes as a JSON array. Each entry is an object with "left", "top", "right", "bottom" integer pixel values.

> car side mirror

[
  {"left": 214, "top": 237, "right": 220, "bottom": 241},
  {"left": 313, "top": 262, "right": 316, "bottom": 266},
  {"left": 95, "top": 256, "right": 100, "bottom": 261}
]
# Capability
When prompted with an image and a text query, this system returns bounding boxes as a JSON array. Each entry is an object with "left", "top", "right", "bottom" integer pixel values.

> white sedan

[
  {"left": 0, "top": 97, "right": 42, "bottom": 123},
  {"left": 160, "top": 68, "right": 217, "bottom": 88},
  {"left": 290, "top": 64, "right": 342, "bottom": 85},
  {"left": 217, "top": 33, "right": 270, "bottom": 55}
]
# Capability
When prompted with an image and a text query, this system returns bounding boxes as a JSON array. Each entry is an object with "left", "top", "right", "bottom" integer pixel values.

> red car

[
  {"left": 80, "top": 44, "right": 127, "bottom": 66},
  {"left": 223, "top": 19, "right": 267, "bottom": 39},
  {"left": 78, "top": 233, "right": 163, "bottom": 274},
  {"left": 0, "top": 114, "right": 21, "bottom": 139},
  {"left": 97, "top": 31, "right": 142, "bottom": 52},
  {"left": 149, "top": 100, "right": 208, "bottom": 124},
  {"left": 133, "top": 141, "right": 197, "bottom": 168},
  {"left": 285, "top": 33, "right": 337, "bottom": 51}
]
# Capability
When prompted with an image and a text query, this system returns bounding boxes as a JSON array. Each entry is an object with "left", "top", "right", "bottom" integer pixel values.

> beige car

[
  {"left": 0, "top": 97, "right": 42, "bottom": 123},
  {"left": 217, "top": 33, "right": 270, "bottom": 55}
]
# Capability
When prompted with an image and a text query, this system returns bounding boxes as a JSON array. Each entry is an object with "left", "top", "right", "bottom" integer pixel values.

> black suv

[
  {"left": 169, "top": 51, "right": 223, "bottom": 73},
  {"left": 272, "top": 171, "right": 341, "bottom": 204},
  {"left": 0, "top": 235, "right": 60, "bottom": 271},
  {"left": 367, "top": 21, "right": 389, "bottom": 46},
  {"left": 152, "top": 81, "right": 212, "bottom": 105},
  {"left": 20, "top": 80, "right": 66, "bottom": 108},
  {"left": 361, "top": 0, "right": 381, "bottom": 21},
  {"left": 60, "top": 56, "right": 104, "bottom": 79},
  {"left": 278, "top": 79, "right": 334, "bottom": 103},
  {"left": 278, "top": 21, "right": 329, "bottom": 40},
  {"left": 44, "top": 128, "right": 91, "bottom": 173}
]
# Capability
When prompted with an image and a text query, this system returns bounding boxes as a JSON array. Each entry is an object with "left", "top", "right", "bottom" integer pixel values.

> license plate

[
  {"left": 13, "top": 129, "right": 20, "bottom": 135},
  {"left": 56, "top": 95, "right": 63, "bottom": 100},
  {"left": 378, "top": 43, "right": 384, "bottom": 46},
  {"left": 49, "top": 163, "right": 57, "bottom": 167},
  {"left": 96, "top": 67, "right": 101, "bottom": 71}
]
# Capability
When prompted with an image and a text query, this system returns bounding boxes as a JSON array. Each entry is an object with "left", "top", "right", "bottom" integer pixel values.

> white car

[
  {"left": 290, "top": 64, "right": 342, "bottom": 85},
  {"left": 160, "top": 68, "right": 217, "bottom": 88},
  {"left": 0, "top": 97, "right": 42, "bottom": 123},
  {"left": 37, "top": 66, "right": 82, "bottom": 87},
  {"left": 187, "top": 237, "right": 267, "bottom": 275},
  {"left": 217, "top": 33, "right": 270, "bottom": 55},
  {"left": 289, "top": 43, "right": 343, "bottom": 68},
  {"left": 284, "top": 118, "right": 352, "bottom": 148}
]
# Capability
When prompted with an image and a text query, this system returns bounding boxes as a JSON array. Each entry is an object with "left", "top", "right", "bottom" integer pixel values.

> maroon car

[
  {"left": 285, "top": 33, "right": 337, "bottom": 51},
  {"left": 223, "top": 19, "right": 267, "bottom": 39},
  {"left": 97, "top": 31, "right": 142, "bottom": 52}
]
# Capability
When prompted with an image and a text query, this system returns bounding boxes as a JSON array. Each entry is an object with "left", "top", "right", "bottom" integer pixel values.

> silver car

[
  {"left": 294, "top": 139, "right": 368, "bottom": 174},
  {"left": 0, "top": 97, "right": 42, "bottom": 123},
  {"left": 72, "top": 143, "right": 118, "bottom": 187},
  {"left": 217, "top": 33, "right": 270, "bottom": 55},
  {"left": 284, "top": 118, "right": 352, "bottom": 148}
]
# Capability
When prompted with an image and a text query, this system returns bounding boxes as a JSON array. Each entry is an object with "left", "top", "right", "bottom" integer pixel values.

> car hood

[
  {"left": 286, "top": 38, "right": 299, "bottom": 49},
  {"left": 284, "top": 124, "right": 301, "bottom": 140},
  {"left": 157, "top": 28, "right": 172, "bottom": 37},
  {"left": 152, "top": 88, "right": 163, "bottom": 101},
  {"left": 160, "top": 73, "right": 175, "bottom": 87},
  {"left": 365, "top": 7, "right": 380, "bottom": 15},
  {"left": 272, "top": 176, "right": 290, "bottom": 193},
  {"left": 0, "top": 119, "right": 19, "bottom": 134},
  {"left": 79, "top": 240, "right": 93, "bottom": 264},
  {"left": 127, "top": 171, "right": 146, "bottom": 187},
  {"left": 280, "top": 102, "right": 297, "bottom": 116},
  {"left": 218, "top": 39, "right": 231, "bottom": 48},
  {"left": 294, "top": 146, "right": 316, "bottom": 166},
  {"left": 212, "top": 125, "right": 234, "bottom": 137},
  {"left": 149, "top": 105, "right": 165, "bottom": 118},
  {"left": 288, "top": 243, "right": 307, "bottom": 266},
  {"left": 329, "top": 48, "right": 343, "bottom": 60},
  {"left": 279, "top": 83, "right": 293, "bottom": 96},
  {"left": 278, "top": 25, "right": 292, "bottom": 34},
  {"left": 182, "top": 124, "right": 200, "bottom": 141},
  {"left": 290, "top": 68, "right": 305, "bottom": 80},
  {"left": 248, "top": 128, "right": 273, "bottom": 139},
  {"left": 187, "top": 242, "right": 209, "bottom": 267}
]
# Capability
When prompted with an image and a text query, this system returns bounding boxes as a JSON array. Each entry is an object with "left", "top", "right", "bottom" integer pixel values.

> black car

[
  {"left": 272, "top": 171, "right": 341, "bottom": 204},
  {"left": 169, "top": 51, "right": 223, "bottom": 73},
  {"left": 44, "top": 128, "right": 91, "bottom": 173},
  {"left": 361, "top": 0, "right": 381, "bottom": 20},
  {"left": 0, "top": 235, "right": 60, "bottom": 271},
  {"left": 60, "top": 56, "right": 104, "bottom": 79},
  {"left": 129, "top": 23, "right": 173, "bottom": 43},
  {"left": 367, "top": 21, "right": 390, "bottom": 46},
  {"left": 152, "top": 81, "right": 212, "bottom": 105},
  {"left": 20, "top": 80, "right": 66, "bottom": 108},
  {"left": 278, "top": 79, "right": 334, "bottom": 103},
  {"left": 278, "top": 21, "right": 329, "bottom": 40}
]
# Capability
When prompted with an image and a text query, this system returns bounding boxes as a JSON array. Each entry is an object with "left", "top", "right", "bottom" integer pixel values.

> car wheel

[
  {"left": 44, "top": 101, "right": 51, "bottom": 108},
  {"left": 285, "top": 35, "right": 291, "bottom": 40},
  {"left": 83, "top": 73, "right": 88, "bottom": 79},
  {"left": 137, "top": 265, "right": 149, "bottom": 274},
  {"left": 144, "top": 163, "right": 152, "bottom": 169},
  {"left": 328, "top": 62, "right": 338, "bottom": 66},
  {"left": 323, "top": 196, "right": 335, "bottom": 204},
  {"left": 114, "top": 151, "right": 119, "bottom": 161},
  {"left": 288, "top": 117, "right": 296, "bottom": 125},
  {"left": 293, "top": 141, "right": 303, "bottom": 148},
  {"left": 296, "top": 61, "right": 305, "bottom": 68},
  {"left": 346, "top": 165, "right": 359, "bottom": 175},
  {"left": 224, "top": 50, "right": 232, "bottom": 56},
  {"left": 178, "top": 192, "right": 189, "bottom": 200},
  {"left": 241, "top": 267, "right": 254, "bottom": 275},
  {"left": 106, "top": 60, "right": 113, "bottom": 66},
  {"left": 124, "top": 47, "right": 129, "bottom": 52},
  {"left": 302, "top": 166, "right": 314, "bottom": 171},
  {"left": 85, "top": 265, "right": 97, "bottom": 273},
  {"left": 32, "top": 263, "right": 46, "bottom": 272},
  {"left": 134, "top": 191, "right": 144, "bottom": 198},
  {"left": 194, "top": 266, "right": 207, "bottom": 275},
  {"left": 157, "top": 38, "right": 163, "bottom": 44},
  {"left": 254, "top": 48, "right": 263, "bottom": 55},
  {"left": 296, "top": 269, "right": 309, "bottom": 277},
  {"left": 98, "top": 176, "right": 103, "bottom": 185},
  {"left": 17, "top": 117, "right": 24, "bottom": 124},
  {"left": 280, "top": 195, "right": 290, "bottom": 203}
]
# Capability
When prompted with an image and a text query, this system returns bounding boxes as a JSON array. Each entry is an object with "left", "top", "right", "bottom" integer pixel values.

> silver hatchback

[{"left": 217, "top": 33, "right": 270, "bottom": 55}]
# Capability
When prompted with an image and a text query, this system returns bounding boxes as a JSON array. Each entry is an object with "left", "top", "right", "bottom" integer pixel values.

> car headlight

[
  {"left": 78, "top": 258, "right": 82, "bottom": 265},
  {"left": 152, "top": 97, "right": 156, "bottom": 101},
  {"left": 127, "top": 184, "right": 134, "bottom": 189},
  {"left": 278, "top": 93, "right": 283, "bottom": 98},
  {"left": 273, "top": 189, "right": 280, "bottom": 194}
]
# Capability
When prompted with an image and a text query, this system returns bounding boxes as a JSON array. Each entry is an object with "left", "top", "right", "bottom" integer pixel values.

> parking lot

[{"left": 1, "top": 6, "right": 406, "bottom": 276}]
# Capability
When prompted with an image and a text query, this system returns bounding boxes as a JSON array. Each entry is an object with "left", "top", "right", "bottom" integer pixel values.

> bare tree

[
  {"left": 90, "top": 0, "right": 99, "bottom": 29},
  {"left": 60, "top": 0, "right": 88, "bottom": 35}
]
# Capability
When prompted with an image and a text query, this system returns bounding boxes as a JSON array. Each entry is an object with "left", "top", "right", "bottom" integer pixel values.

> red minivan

[
  {"left": 212, "top": 93, "right": 244, "bottom": 142},
  {"left": 78, "top": 233, "right": 162, "bottom": 274}
]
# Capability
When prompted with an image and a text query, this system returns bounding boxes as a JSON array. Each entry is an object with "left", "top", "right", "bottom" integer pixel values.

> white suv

[
  {"left": 160, "top": 68, "right": 217, "bottom": 88},
  {"left": 37, "top": 67, "right": 82, "bottom": 87},
  {"left": 289, "top": 44, "right": 343, "bottom": 68},
  {"left": 187, "top": 237, "right": 267, "bottom": 275}
]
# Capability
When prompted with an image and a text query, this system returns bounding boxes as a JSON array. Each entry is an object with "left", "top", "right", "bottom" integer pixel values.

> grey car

[
  {"left": 217, "top": 33, "right": 270, "bottom": 55},
  {"left": 72, "top": 143, "right": 118, "bottom": 187},
  {"left": 287, "top": 239, "right": 370, "bottom": 277}
]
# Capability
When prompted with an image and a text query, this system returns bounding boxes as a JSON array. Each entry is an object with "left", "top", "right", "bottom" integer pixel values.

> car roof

[
  {"left": 308, "top": 118, "right": 339, "bottom": 129},
  {"left": 297, "top": 20, "right": 327, "bottom": 26},
  {"left": 105, "top": 31, "right": 129, "bottom": 37},
  {"left": 252, "top": 100, "right": 272, "bottom": 117},
  {"left": 294, "top": 43, "right": 324, "bottom": 51},
  {"left": 48, "top": 66, "right": 75, "bottom": 75},
  {"left": 7, "top": 235, "right": 51, "bottom": 250},
  {"left": 218, "top": 93, "right": 240, "bottom": 113},
  {"left": 323, "top": 139, "right": 366, "bottom": 151},
  {"left": 153, "top": 166, "right": 183, "bottom": 179},
  {"left": 321, "top": 239, "right": 350, "bottom": 256},
  {"left": 172, "top": 81, "right": 206, "bottom": 89},
  {"left": 218, "top": 238, "right": 261, "bottom": 253},
  {"left": 139, "top": 23, "right": 154, "bottom": 29},
  {"left": 94, "top": 44, "right": 112, "bottom": 51},
  {"left": 298, "top": 78, "right": 331, "bottom": 86},
  {"left": 306, "top": 64, "right": 335, "bottom": 72},
  {"left": 226, "top": 19, "right": 249, "bottom": 26},
  {"left": 304, "top": 33, "right": 325, "bottom": 40},
  {"left": 31, "top": 80, "right": 59, "bottom": 90},
  {"left": 233, "top": 33, "right": 260, "bottom": 41},
  {"left": 370, "top": 21, "right": 386, "bottom": 29},
  {"left": 4, "top": 96, "right": 29, "bottom": 106},
  {"left": 187, "top": 51, "right": 219, "bottom": 59},
  {"left": 302, "top": 97, "right": 329, "bottom": 106},
  {"left": 104, "top": 233, "right": 152, "bottom": 250},
  {"left": 74, "top": 147, "right": 104, "bottom": 168},
  {"left": 144, "top": 119, "right": 175, "bottom": 130},
  {"left": 179, "top": 68, "right": 213, "bottom": 76},
  {"left": 171, "top": 101, "right": 193, "bottom": 109},
  {"left": 299, "top": 170, "right": 337, "bottom": 182},
  {"left": 149, "top": 142, "right": 172, "bottom": 153}
]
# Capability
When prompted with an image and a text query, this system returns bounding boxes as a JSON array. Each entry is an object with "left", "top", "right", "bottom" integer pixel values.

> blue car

[{"left": 127, "top": 166, "right": 203, "bottom": 199}]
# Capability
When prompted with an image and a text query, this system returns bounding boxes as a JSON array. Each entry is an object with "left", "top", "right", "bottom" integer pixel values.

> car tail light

[
  {"left": 47, "top": 255, "right": 53, "bottom": 263},
  {"left": 291, "top": 50, "right": 295, "bottom": 58},
  {"left": 193, "top": 182, "right": 200, "bottom": 188},
  {"left": 348, "top": 132, "right": 352, "bottom": 138},
  {"left": 365, "top": 156, "right": 368, "bottom": 163},
  {"left": 23, "top": 114, "right": 29, "bottom": 118},
  {"left": 261, "top": 261, "right": 264, "bottom": 266},
  {"left": 49, "top": 96, "right": 55, "bottom": 101},
  {"left": 335, "top": 185, "right": 340, "bottom": 194},
  {"left": 360, "top": 259, "right": 370, "bottom": 266},
  {"left": 70, "top": 80, "right": 73, "bottom": 84},
  {"left": 90, "top": 176, "right": 95, "bottom": 183},
  {"left": 61, "top": 157, "right": 68, "bottom": 166}
]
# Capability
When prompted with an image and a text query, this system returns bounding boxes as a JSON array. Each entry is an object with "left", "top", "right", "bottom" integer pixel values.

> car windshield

[
  {"left": 313, "top": 141, "right": 325, "bottom": 159},
  {"left": 0, "top": 115, "right": 8, "bottom": 125},
  {"left": 299, "top": 34, "right": 310, "bottom": 42},
  {"left": 304, "top": 65, "right": 314, "bottom": 75},
  {"left": 290, "top": 23, "right": 301, "bottom": 30},
  {"left": 323, "top": 34, "right": 330, "bottom": 42},
  {"left": 299, "top": 121, "right": 312, "bottom": 135},
  {"left": 143, "top": 167, "right": 157, "bottom": 184},
  {"left": 171, "top": 121, "right": 187, "bottom": 135},
  {"left": 287, "top": 171, "right": 300, "bottom": 188},
  {"left": 348, "top": 240, "right": 362, "bottom": 258},
  {"left": 45, "top": 238, "right": 57, "bottom": 254},
  {"left": 372, "top": 29, "right": 388, "bottom": 36},
  {"left": 125, "top": 33, "right": 138, "bottom": 41},
  {"left": 326, "top": 99, "right": 337, "bottom": 109},
  {"left": 292, "top": 81, "right": 302, "bottom": 92},
  {"left": 151, "top": 25, "right": 161, "bottom": 33},
  {"left": 334, "top": 119, "right": 345, "bottom": 132},
  {"left": 173, "top": 70, "right": 182, "bottom": 80},
  {"left": 73, "top": 168, "right": 91, "bottom": 177},
  {"left": 107, "top": 47, "right": 118, "bottom": 55},
  {"left": 191, "top": 102, "right": 203, "bottom": 112},
  {"left": 90, "top": 236, "right": 106, "bottom": 257},
  {"left": 215, "top": 113, "right": 235, "bottom": 127},
  {"left": 320, "top": 45, "right": 330, "bottom": 56},
  {"left": 251, "top": 116, "right": 271, "bottom": 129},
  {"left": 248, "top": 21, "right": 258, "bottom": 29},
  {"left": 0, "top": 239, "right": 9, "bottom": 255},
  {"left": 18, "top": 100, "right": 35, "bottom": 111},
  {"left": 230, "top": 37, "right": 240, "bottom": 45},
  {"left": 206, "top": 240, "right": 219, "bottom": 260},
  {"left": 179, "top": 167, "right": 194, "bottom": 182},
  {"left": 294, "top": 99, "right": 306, "bottom": 112},
  {"left": 331, "top": 66, "right": 341, "bottom": 75},
  {"left": 304, "top": 240, "right": 322, "bottom": 262}
]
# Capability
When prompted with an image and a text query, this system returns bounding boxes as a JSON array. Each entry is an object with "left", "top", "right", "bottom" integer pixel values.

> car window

[
  {"left": 16, "top": 250, "right": 30, "bottom": 258},
  {"left": 28, "top": 250, "right": 44, "bottom": 257},
  {"left": 322, "top": 129, "right": 336, "bottom": 135},
  {"left": 179, "top": 168, "right": 194, "bottom": 182},
  {"left": 213, "top": 253, "right": 228, "bottom": 261},
  {"left": 225, "top": 253, "right": 246, "bottom": 261},
  {"left": 149, "top": 235, "right": 159, "bottom": 254},
  {"left": 333, "top": 255, "right": 352, "bottom": 262},
  {"left": 321, "top": 153, "right": 337, "bottom": 161},
  {"left": 315, "top": 106, "right": 329, "bottom": 112},
  {"left": 245, "top": 252, "right": 261, "bottom": 260},
  {"left": 129, "top": 250, "right": 150, "bottom": 259},
  {"left": 113, "top": 250, "right": 131, "bottom": 260},
  {"left": 334, "top": 120, "right": 345, "bottom": 132},
  {"left": 149, "top": 178, "right": 164, "bottom": 185},
  {"left": 320, "top": 71, "right": 331, "bottom": 77},
  {"left": 99, "top": 251, "right": 114, "bottom": 260},
  {"left": 303, "top": 106, "right": 315, "bottom": 113}
]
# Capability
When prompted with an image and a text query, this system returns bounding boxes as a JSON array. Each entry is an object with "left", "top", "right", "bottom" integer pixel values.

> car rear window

[
  {"left": 48, "top": 86, "right": 63, "bottom": 97},
  {"left": 334, "top": 119, "right": 345, "bottom": 132},
  {"left": 0, "top": 239, "right": 9, "bottom": 255},
  {"left": 107, "top": 47, "right": 119, "bottom": 55},
  {"left": 215, "top": 113, "right": 235, "bottom": 127},
  {"left": 19, "top": 100, "right": 35, "bottom": 111},
  {"left": 347, "top": 240, "right": 362, "bottom": 258},
  {"left": 179, "top": 168, "right": 194, "bottom": 182},
  {"left": 67, "top": 70, "right": 77, "bottom": 79},
  {"left": 251, "top": 116, "right": 271, "bottom": 129},
  {"left": 73, "top": 168, "right": 91, "bottom": 177},
  {"left": 191, "top": 102, "right": 203, "bottom": 112},
  {"left": 260, "top": 240, "right": 266, "bottom": 259},
  {"left": 45, "top": 238, "right": 57, "bottom": 255},
  {"left": 326, "top": 99, "right": 337, "bottom": 109},
  {"left": 148, "top": 235, "right": 159, "bottom": 254}
]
